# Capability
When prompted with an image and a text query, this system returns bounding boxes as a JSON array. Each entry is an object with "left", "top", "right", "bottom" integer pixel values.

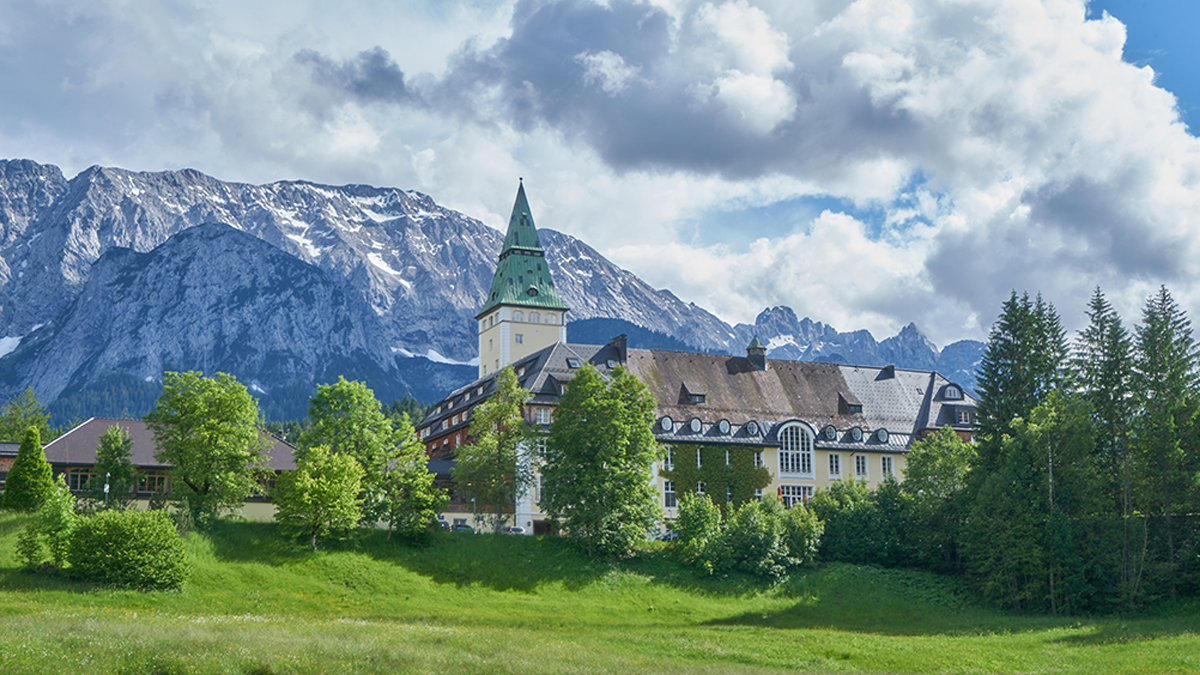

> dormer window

[
  {"left": 566, "top": 358, "right": 582, "bottom": 368},
  {"left": 660, "top": 416, "right": 675, "bottom": 432},
  {"left": 823, "top": 425, "right": 837, "bottom": 441},
  {"left": 688, "top": 418, "right": 702, "bottom": 433},
  {"left": 689, "top": 394, "right": 705, "bottom": 404},
  {"left": 944, "top": 385, "right": 962, "bottom": 400},
  {"left": 957, "top": 408, "right": 972, "bottom": 425},
  {"left": 850, "top": 426, "right": 863, "bottom": 442}
]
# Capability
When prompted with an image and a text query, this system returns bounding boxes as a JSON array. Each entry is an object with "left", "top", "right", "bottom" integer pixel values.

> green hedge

[{"left": 66, "top": 509, "right": 190, "bottom": 590}]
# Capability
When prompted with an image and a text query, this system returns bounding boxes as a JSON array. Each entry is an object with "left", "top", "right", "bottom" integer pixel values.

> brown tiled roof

[{"left": 42, "top": 418, "right": 297, "bottom": 471}]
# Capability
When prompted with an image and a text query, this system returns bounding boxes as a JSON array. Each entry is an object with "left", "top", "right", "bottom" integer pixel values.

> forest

[{"left": 807, "top": 286, "right": 1200, "bottom": 612}]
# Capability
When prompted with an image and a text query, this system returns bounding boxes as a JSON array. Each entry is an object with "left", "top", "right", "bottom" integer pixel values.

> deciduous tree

[
  {"left": 453, "top": 367, "right": 532, "bottom": 532},
  {"left": 87, "top": 425, "right": 137, "bottom": 510},
  {"left": 541, "top": 364, "right": 661, "bottom": 558},
  {"left": 302, "top": 377, "right": 399, "bottom": 523},
  {"left": 274, "top": 444, "right": 364, "bottom": 550},
  {"left": 380, "top": 413, "right": 446, "bottom": 540},
  {"left": 144, "top": 371, "right": 269, "bottom": 527}
]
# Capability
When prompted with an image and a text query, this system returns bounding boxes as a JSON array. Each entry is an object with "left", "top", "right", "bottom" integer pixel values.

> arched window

[
  {"left": 545, "top": 313, "right": 557, "bottom": 324},
  {"left": 778, "top": 424, "right": 813, "bottom": 476},
  {"left": 513, "top": 310, "right": 524, "bottom": 322},
  {"left": 529, "top": 311, "right": 540, "bottom": 324}
]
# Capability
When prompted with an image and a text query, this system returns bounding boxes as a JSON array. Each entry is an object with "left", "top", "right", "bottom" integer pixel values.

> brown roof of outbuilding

[{"left": 42, "top": 418, "right": 297, "bottom": 471}]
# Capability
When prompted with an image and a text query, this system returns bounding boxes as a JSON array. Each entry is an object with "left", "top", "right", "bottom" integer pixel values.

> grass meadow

[{"left": 1, "top": 512, "right": 1198, "bottom": 674}]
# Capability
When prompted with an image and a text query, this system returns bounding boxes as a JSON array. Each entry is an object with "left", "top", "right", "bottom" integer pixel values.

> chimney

[
  {"left": 609, "top": 333, "right": 628, "bottom": 363},
  {"left": 746, "top": 335, "right": 767, "bottom": 371}
]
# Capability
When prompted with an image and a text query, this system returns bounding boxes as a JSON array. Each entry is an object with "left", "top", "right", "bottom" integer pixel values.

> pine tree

[
  {"left": 974, "top": 292, "right": 1066, "bottom": 473},
  {"left": 1131, "top": 286, "right": 1199, "bottom": 599},
  {"left": 3, "top": 427, "right": 53, "bottom": 512},
  {"left": 0, "top": 388, "right": 54, "bottom": 444},
  {"left": 1071, "top": 287, "right": 1137, "bottom": 602}
]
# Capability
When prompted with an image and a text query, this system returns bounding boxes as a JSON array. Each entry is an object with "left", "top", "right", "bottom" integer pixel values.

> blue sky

[{"left": 1, "top": 1, "right": 1198, "bottom": 348}]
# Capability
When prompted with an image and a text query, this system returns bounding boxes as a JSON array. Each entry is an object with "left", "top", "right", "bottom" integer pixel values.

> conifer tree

[
  {"left": 1071, "top": 287, "right": 1138, "bottom": 602},
  {"left": 974, "top": 291, "right": 1067, "bottom": 473},
  {"left": 1131, "top": 286, "right": 1199, "bottom": 598},
  {"left": 0, "top": 388, "right": 54, "bottom": 444},
  {"left": 3, "top": 427, "right": 53, "bottom": 512}
]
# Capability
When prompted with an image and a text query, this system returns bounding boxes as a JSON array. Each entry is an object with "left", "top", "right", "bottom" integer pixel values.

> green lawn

[{"left": 1, "top": 512, "right": 1197, "bottom": 674}]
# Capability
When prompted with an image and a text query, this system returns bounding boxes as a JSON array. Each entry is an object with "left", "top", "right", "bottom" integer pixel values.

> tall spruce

[
  {"left": 974, "top": 291, "right": 1067, "bottom": 472},
  {"left": 1071, "top": 287, "right": 1137, "bottom": 602},
  {"left": 1131, "top": 285, "right": 1200, "bottom": 599}
]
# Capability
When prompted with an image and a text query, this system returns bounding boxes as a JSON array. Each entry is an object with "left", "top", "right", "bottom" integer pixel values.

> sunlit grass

[{"left": 1, "top": 512, "right": 1198, "bottom": 674}]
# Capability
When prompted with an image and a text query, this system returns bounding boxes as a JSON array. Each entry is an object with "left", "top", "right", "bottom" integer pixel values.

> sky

[{"left": 1, "top": 0, "right": 1198, "bottom": 348}]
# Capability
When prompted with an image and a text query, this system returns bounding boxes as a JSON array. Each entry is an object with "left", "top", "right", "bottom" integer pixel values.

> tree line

[{"left": 803, "top": 287, "right": 1200, "bottom": 612}]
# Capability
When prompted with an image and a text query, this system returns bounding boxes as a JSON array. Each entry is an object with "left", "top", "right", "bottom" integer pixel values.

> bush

[
  {"left": 674, "top": 493, "right": 823, "bottom": 580},
  {"left": 67, "top": 509, "right": 190, "bottom": 590},
  {"left": 16, "top": 475, "right": 77, "bottom": 570}
]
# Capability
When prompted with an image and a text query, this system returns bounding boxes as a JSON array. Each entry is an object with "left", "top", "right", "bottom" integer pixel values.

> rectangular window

[
  {"left": 957, "top": 409, "right": 972, "bottom": 425},
  {"left": 882, "top": 455, "right": 894, "bottom": 477},
  {"left": 828, "top": 453, "right": 842, "bottom": 479},
  {"left": 664, "top": 481, "right": 676, "bottom": 508},
  {"left": 535, "top": 408, "right": 551, "bottom": 425},
  {"left": 855, "top": 455, "right": 868, "bottom": 479},
  {"left": 779, "top": 485, "right": 813, "bottom": 508},
  {"left": 697, "top": 481, "right": 705, "bottom": 495},
  {"left": 665, "top": 447, "right": 675, "bottom": 471},
  {"left": 754, "top": 451, "right": 763, "bottom": 468},
  {"left": 67, "top": 468, "right": 95, "bottom": 492},
  {"left": 725, "top": 449, "right": 731, "bottom": 465},
  {"left": 727, "top": 486, "right": 733, "bottom": 503},
  {"left": 515, "top": 334, "right": 524, "bottom": 344},
  {"left": 696, "top": 448, "right": 702, "bottom": 468},
  {"left": 137, "top": 472, "right": 170, "bottom": 494},
  {"left": 754, "top": 488, "right": 763, "bottom": 501}
]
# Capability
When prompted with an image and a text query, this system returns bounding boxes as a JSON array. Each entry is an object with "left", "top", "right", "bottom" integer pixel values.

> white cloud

[
  {"left": 6, "top": 0, "right": 1200, "bottom": 349},
  {"left": 576, "top": 50, "right": 642, "bottom": 94}
]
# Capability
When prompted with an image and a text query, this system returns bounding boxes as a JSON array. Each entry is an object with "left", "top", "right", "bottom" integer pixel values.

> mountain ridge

[{"left": 0, "top": 159, "right": 982, "bottom": 421}]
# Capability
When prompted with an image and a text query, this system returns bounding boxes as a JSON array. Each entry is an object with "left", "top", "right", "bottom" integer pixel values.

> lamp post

[
  {"left": 104, "top": 472, "right": 110, "bottom": 506},
  {"left": 471, "top": 497, "right": 477, "bottom": 528}
]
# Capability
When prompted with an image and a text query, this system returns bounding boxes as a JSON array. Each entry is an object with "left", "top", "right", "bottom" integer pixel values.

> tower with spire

[{"left": 476, "top": 180, "right": 570, "bottom": 377}]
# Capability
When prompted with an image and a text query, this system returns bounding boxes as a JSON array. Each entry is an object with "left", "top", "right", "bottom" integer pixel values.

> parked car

[
  {"left": 658, "top": 530, "right": 678, "bottom": 541},
  {"left": 452, "top": 524, "right": 475, "bottom": 533},
  {"left": 503, "top": 525, "right": 527, "bottom": 535},
  {"left": 436, "top": 520, "right": 451, "bottom": 532}
]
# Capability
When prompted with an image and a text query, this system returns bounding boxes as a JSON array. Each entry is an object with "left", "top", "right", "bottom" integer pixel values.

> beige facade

[{"left": 477, "top": 306, "right": 568, "bottom": 377}]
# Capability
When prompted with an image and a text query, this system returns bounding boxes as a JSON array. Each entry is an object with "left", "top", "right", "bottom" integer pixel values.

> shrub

[
  {"left": 67, "top": 509, "right": 190, "bottom": 590},
  {"left": 674, "top": 493, "right": 823, "bottom": 580},
  {"left": 16, "top": 475, "right": 78, "bottom": 570}
]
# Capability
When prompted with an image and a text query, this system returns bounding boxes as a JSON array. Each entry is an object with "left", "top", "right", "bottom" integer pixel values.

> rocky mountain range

[{"left": 0, "top": 159, "right": 982, "bottom": 422}]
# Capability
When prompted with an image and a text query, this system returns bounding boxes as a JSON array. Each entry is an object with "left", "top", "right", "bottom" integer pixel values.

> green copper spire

[{"left": 477, "top": 180, "right": 569, "bottom": 318}]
